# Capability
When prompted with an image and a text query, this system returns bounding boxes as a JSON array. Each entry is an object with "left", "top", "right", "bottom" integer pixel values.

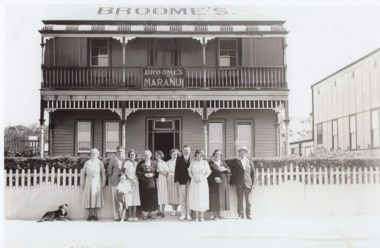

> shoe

[
  {"left": 120, "top": 219, "right": 124, "bottom": 222},
  {"left": 133, "top": 217, "right": 139, "bottom": 221},
  {"left": 93, "top": 216, "right": 98, "bottom": 221},
  {"left": 115, "top": 219, "right": 121, "bottom": 221},
  {"left": 200, "top": 218, "right": 205, "bottom": 222},
  {"left": 161, "top": 212, "right": 165, "bottom": 218},
  {"left": 218, "top": 215, "right": 224, "bottom": 219},
  {"left": 179, "top": 215, "right": 186, "bottom": 220},
  {"left": 142, "top": 216, "right": 148, "bottom": 221},
  {"left": 171, "top": 211, "right": 176, "bottom": 216},
  {"left": 186, "top": 215, "right": 192, "bottom": 221},
  {"left": 127, "top": 217, "right": 133, "bottom": 221},
  {"left": 195, "top": 219, "right": 199, "bottom": 222},
  {"left": 87, "top": 216, "right": 92, "bottom": 221},
  {"left": 247, "top": 215, "right": 252, "bottom": 220},
  {"left": 214, "top": 217, "right": 219, "bottom": 221},
  {"left": 157, "top": 211, "right": 162, "bottom": 217},
  {"left": 237, "top": 215, "right": 243, "bottom": 220},
  {"left": 148, "top": 215, "right": 156, "bottom": 219}
]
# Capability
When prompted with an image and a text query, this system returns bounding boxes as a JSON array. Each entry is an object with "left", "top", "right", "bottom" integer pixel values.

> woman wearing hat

[{"left": 229, "top": 145, "right": 255, "bottom": 220}]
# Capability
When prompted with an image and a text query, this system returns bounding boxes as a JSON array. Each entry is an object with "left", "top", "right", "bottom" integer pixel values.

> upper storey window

[
  {"left": 151, "top": 38, "right": 178, "bottom": 66},
  {"left": 219, "top": 39, "right": 237, "bottom": 66},
  {"left": 91, "top": 39, "right": 109, "bottom": 66}
]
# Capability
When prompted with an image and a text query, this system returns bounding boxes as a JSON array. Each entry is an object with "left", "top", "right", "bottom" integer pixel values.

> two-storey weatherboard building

[{"left": 38, "top": 6, "right": 290, "bottom": 159}]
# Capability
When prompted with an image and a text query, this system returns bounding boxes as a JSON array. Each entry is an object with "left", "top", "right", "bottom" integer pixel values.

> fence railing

[
  {"left": 5, "top": 164, "right": 380, "bottom": 189},
  {"left": 41, "top": 66, "right": 286, "bottom": 90}
]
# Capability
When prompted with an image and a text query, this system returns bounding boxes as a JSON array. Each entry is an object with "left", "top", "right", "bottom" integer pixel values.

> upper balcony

[{"left": 41, "top": 65, "right": 286, "bottom": 90}]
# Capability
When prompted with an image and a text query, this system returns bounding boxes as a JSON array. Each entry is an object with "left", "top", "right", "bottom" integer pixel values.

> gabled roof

[{"left": 289, "top": 134, "right": 313, "bottom": 144}]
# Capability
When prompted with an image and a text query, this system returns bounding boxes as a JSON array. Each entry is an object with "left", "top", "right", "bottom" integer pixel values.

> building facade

[
  {"left": 312, "top": 48, "right": 380, "bottom": 155},
  {"left": 38, "top": 6, "right": 290, "bottom": 159},
  {"left": 289, "top": 134, "right": 313, "bottom": 156}
]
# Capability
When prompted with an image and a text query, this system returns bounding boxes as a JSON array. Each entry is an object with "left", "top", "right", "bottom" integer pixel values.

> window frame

[
  {"left": 349, "top": 115, "right": 357, "bottom": 150},
  {"left": 332, "top": 119, "right": 338, "bottom": 150},
  {"left": 371, "top": 108, "right": 380, "bottom": 148},
  {"left": 218, "top": 38, "right": 238, "bottom": 67},
  {"left": 208, "top": 120, "right": 226, "bottom": 156},
  {"left": 89, "top": 38, "right": 110, "bottom": 67},
  {"left": 150, "top": 38, "right": 179, "bottom": 67},
  {"left": 104, "top": 120, "right": 121, "bottom": 154},
  {"left": 75, "top": 120, "right": 94, "bottom": 156},
  {"left": 317, "top": 123, "right": 323, "bottom": 145},
  {"left": 235, "top": 119, "right": 254, "bottom": 156}
]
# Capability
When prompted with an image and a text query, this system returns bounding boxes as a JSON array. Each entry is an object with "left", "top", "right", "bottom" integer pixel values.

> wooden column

[
  {"left": 202, "top": 37, "right": 207, "bottom": 88},
  {"left": 203, "top": 120, "right": 208, "bottom": 158},
  {"left": 122, "top": 37, "right": 126, "bottom": 85},
  {"left": 40, "top": 37, "right": 45, "bottom": 87},
  {"left": 121, "top": 101, "right": 126, "bottom": 149},
  {"left": 39, "top": 98, "right": 45, "bottom": 158}
]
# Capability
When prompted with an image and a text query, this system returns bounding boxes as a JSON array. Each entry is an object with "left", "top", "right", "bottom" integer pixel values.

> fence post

[
  {"left": 307, "top": 167, "right": 311, "bottom": 185},
  {"left": 318, "top": 167, "right": 322, "bottom": 185},
  {"left": 358, "top": 167, "right": 363, "bottom": 185},
  {"left": 57, "top": 169, "right": 61, "bottom": 187},
  {"left": 15, "top": 170, "right": 19, "bottom": 188},
  {"left": 353, "top": 167, "right": 357, "bottom": 185},
  {"left": 273, "top": 167, "right": 277, "bottom": 186},
  {"left": 21, "top": 169, "right": 25, "bottom": 188},
  {"left": 63, "top": 169, "right": 67, "bottom": 187},
  {"left": 27, "top": 169, "right": 31, "bottom": 188},
  {"left": 33, "top": 169, "right": 37, "bottom": 188},
  {"left": 261, "top": 167, "right": 265, "bottom": 186},
  {"left": 51, "top": 167, "right": 55, "bottom": 186},
  {"left": 39, "top": 167, "right": 43, "bottom": 185},
  {"left": 363, "top": 167, "right": 368, "bottom": 184},
  {"left": 278, "top": 166, "right": 282, "bottom": 186},
  {"left": 369, "top": 166, "right": 373, "bottom": 184},
  {"left": 301, "top": 167, "right": 305, "bottom": 185},
  {"left": 375, "top": 167, "right": 379, "bottom": 184},
  {"left": 69, "top": 169, "right": 73, "bottom": 187},
  {"left": 295, "top": 165, "right": 299, "bottom": 183},
  {"left": 284, "top": 165, "right": 288, "bottom": 184},
  {"left": 265, "top": 167, "right": 270, "bottom": 186},
  {"left": 289, "top": 163, "right": 294, "bottom": 183},
  {"left": 4, "top": 170, "right": 7, "bottom": 188},
  {"left": 45, "top": 165, "right": 49, "bottom": 185},
  {"left": 347, "top": 167, "right": 352, "bottom": 185},
  {"left": 9, "top": 170, "right": 13, "bottom": 188},
  {"left": 74, "top": 169, "right": 78, "bottom": 188}
]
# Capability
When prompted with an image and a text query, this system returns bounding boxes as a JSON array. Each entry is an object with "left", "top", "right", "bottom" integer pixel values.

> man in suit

[
  {"left": 106, "top": 146, "right": 126, "bottom": 220},
  {"left": 175, "top": 145, "right": 192, "bottom": 220},
  {"left": 230, "top": 145, "right": 255, "bottom": 220}
]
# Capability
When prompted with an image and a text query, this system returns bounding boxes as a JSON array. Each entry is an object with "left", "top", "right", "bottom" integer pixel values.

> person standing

[
  {"left": 175, "top": 145, "right": 192, "bottom": 220},
  {"left": 155, "top": 150, "right": 169, "bottom": 217},
  {"left": 167, "top": 149, "right": 180, "bottom": 215},
  {"left": 230, "top": 146, "right": 255, "bottom": 220},
  {"left": 80, "top": 148, "right": 106, "bottom": 221},
  {"left": 208, "top": 149, "right": 231, "bottom": 220},
  {"left": 136, "top": 150, "right": 159, "bottom": 220},
  {"left": 123, "top": 149, "right": 141, "bottom": 221},
  {"left": 116, "top": 172, "right": 133, "bottom": 222},
  {"left": 188, "top": 149, "right": 211, "bottom": 222},
  {"left": 106, "top": 146, "right": 126, "bottom": 220}
]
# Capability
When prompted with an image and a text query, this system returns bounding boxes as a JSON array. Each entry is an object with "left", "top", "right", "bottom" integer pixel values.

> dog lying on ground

[{"left": 37, "top": 204, "right": 71, "bottom": 222}]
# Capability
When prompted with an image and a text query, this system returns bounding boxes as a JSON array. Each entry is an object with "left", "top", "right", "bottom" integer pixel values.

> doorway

[{"left": 147, "top": 118, "right": 181, "bottom": 161}]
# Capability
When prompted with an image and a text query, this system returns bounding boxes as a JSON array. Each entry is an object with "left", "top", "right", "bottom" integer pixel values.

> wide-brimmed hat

[{"left": 237, "top": 145, "right": 249, "bottom": 153}]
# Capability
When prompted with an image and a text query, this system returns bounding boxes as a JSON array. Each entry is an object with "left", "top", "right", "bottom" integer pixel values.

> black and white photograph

[{"left": 1, "top": 0, "right": 380, "bottom": 247}]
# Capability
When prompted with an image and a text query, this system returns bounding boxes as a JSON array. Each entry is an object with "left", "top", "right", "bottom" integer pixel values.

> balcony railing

[{"left": 42, "top": 66, "right": 287, "bottom": 89}]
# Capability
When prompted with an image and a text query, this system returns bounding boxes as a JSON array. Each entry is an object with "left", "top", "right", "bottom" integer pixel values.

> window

[
  {"left": 332, "top": 120, "right": 338, "bottom": 149},
  {"left": 236, "top": 121, "right": 253, "bottom": 155},
  {"left": 90, "top": 39, "right": 109, "bottom": 66},
  {"left": 219, "top": 39, "right": 237, "bottom": 66},
  {"left": 151, "top": 39, "right": 178, "bottom": 66},
  {"left": 209, "top": 122, "right": 223, "bottom": 155},
  {"left": 105, "top": 122, "right": 119, "bottom": 152},
  {"left": 372, "top": 110, "right": 380, "bottom": 148},
  {"left": 317, "top": 124, "right": 323, "bottom": 145},
  {"left": 77, "top": 122, "right": 92, "bottom": 153},
  {"left": 350, "top": 115, "right": 357, "bottom": 150}
]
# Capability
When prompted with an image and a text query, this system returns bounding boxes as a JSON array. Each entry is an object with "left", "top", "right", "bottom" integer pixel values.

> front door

[{"left": 147, "top": 118, "right": 181, "bottom": 161}]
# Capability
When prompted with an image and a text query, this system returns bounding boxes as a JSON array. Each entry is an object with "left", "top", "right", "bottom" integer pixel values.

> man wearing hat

[{"left": 230, "top": 145, "right": 255, "bottom": 219}]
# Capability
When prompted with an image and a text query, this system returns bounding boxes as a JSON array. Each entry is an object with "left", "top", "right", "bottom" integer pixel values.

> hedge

[{"left": 4, "top": 155, "right": 380, "bottom": 173}]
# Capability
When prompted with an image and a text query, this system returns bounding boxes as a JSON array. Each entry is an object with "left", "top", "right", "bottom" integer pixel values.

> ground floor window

[
  {"left": 317, "top": 124, "right": 323, "bottom": 145},
  {"left": 105, "top": 122, "right": 120, "bottom": 152},
  {"left": 350, "top": 115, "right": 357, "bottom": 150},
  {"left": 332, "top": 120, "right": 338, "bottom": 150},
  {"left": 77, "top": 121, "right": 92, "bottom": 154},
  {"left": 372, "top": 109, "right": 379, "bottom": 148},
  {"left": 209, "top": 122, "right": 224, "bottom": 155},
  {"left": 236, "top": 120, "right": 253, "bottom": 156}
]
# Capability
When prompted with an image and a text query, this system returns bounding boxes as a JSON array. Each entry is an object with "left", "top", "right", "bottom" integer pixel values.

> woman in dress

[
  {"left": 136, "top": 150, "right": 158, "bottom": 220},
  {"left": 155, "top": 150, "right": 168, "bottom": 217},
  {"left": 188, "top": 149, "right": 211, "bottom": 222},
  {"left": 80, "top": 148, "right": 106, "bottom": 221},
  {"left": 208, "top": 149, "right": 231, "bottom": 220},
  {"left": 123, "top": 149, "right": 141, "bottom": 221},
  {"left": 167, "top": 149, "right": 180, "bottom": 215}
]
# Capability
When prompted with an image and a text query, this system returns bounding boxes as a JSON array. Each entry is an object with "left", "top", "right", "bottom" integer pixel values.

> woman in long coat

[
  {"left": 208, "top": 149, "right": 231, "bottom": 220},
  {"left": 123, "top": 149, "right": 141, "bottom": 221},
  {"left": 80, "top": 148, "right": 106, "bottom": 221},
  {"left": 167, "top": 149, "right": 180, "bottom": 215},
  {"left": 136, "top": 150, "right": 159, "bottom": 220}
]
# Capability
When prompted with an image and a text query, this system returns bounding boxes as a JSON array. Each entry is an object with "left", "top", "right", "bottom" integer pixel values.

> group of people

[{"left": 80, "top": 145, "right": 255, "bottom": 222}]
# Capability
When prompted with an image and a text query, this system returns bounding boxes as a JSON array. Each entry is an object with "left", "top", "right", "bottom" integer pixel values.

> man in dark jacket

[
  {"left": 230, "top": 145, "right": 255, "bottom": 219},
  {"left": 175, "top": 145, "right": 192, "bottom": 220}
]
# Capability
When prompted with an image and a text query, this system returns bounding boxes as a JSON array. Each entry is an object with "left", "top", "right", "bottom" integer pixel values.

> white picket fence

[{"left": 4, "top": 164, "right": 380, "bottom": 220}]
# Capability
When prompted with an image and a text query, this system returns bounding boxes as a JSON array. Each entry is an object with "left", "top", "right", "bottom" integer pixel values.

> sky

[{"left": 1, "top": 0, "right": 380, "bottom": 127}]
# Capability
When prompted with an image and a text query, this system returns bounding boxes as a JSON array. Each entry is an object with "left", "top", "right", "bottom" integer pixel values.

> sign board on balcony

[{"left": 143, "top": 68, "right": 186, "bottom": 89}]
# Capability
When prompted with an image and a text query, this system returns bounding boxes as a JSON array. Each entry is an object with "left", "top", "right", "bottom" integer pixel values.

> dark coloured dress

[
  {"left": 208, "top": 160, "right": 231, "bottom": 212},
  {"left": 136, "top": 160, "right": 158, "bottom": 212}
]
